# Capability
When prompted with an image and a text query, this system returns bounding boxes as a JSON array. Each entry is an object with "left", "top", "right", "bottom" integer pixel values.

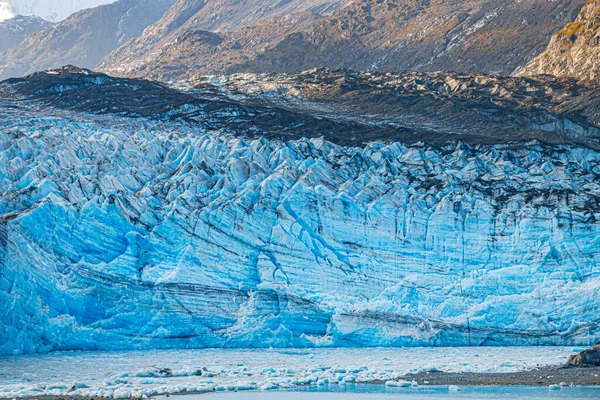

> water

[
  {"left": 185, "top": 385, "right": 600, "bottom": 399},
  {"left": 0, "top": 347, "right": 583, "bottom": 398}
]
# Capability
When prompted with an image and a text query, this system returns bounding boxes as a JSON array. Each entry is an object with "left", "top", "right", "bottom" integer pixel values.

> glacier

[{"left": 1, "top": 92, "right": 600, "bottom": 355}]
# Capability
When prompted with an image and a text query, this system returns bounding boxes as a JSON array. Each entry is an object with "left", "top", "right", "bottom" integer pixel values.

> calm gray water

[{"left": 176, "top": 385, "right": 600, "bottom": 399}]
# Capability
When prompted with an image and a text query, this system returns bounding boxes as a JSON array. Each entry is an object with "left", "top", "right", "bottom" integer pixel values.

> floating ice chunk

[
  {"left": 548, "top": 384, "right": 561, "bottom": 390},
  {"left": 259, "top": 383, "right": 278, "bottom": 391},
  {"left": 173, "top": 368, "right": 206, "bottom": 377},
  {"left": 45, "top": 384, "right": 68, "bottom": 390},
  {"left": 385, "top": 380, "right": 411, "bottom": 387},
  {"left": 449, "top": 385, "right": 460, "bottom": 391}
]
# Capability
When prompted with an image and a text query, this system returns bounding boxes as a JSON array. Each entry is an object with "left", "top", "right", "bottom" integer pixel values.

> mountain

[
  {"left": 244, "top": 0, "right": 586, "bottom": 75},
  {"left": 99, "top": 11, "right": 328, "bottom": 81},
  {"left": 98, "top": 0, "right": 586, "bottom": 82},
  {"left": 9, "top": 0, "right": 115, "bottom": 22},
  {"left": 97, "top": 0, "right": 345, "bottom": 79},
  {"left": 517, "top": 0, "right": 600, "bottom": 81},
  {"left": 2, "top": 67, "right": 600, "bottom": 354},
  {"left": 0, "top": 14, "right": 53, "bottom": 53},
  {"left": 0, "top": 0, "right": 176, "bottom": 80}
]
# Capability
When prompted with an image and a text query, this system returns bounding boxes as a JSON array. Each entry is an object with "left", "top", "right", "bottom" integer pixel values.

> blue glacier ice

[{"left": 1, "top": 102, "right": 600, "bottom": 355}]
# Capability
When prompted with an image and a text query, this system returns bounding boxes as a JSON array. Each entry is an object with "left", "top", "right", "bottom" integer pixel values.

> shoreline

[
  {"left": 399, "top": 365, "right": 600, "bottom": 387},
  {"left": 9, "top": 366, "right": 600, "bottom": 400}
]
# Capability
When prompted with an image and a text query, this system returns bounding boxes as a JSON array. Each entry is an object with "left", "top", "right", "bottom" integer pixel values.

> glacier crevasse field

[{"left": 1, "top": 104, "right": 600, "bottom": 355}]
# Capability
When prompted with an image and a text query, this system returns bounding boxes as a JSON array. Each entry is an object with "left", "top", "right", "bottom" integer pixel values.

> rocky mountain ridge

[
  {"left": 8, "top": 0, "right": 114, "bottom": 22},
  {"left": 97, "top": 0, "right": 345, "bottom": 79},
  {"left": 0, "top": 0, "right": 592, "bottom": 83}
]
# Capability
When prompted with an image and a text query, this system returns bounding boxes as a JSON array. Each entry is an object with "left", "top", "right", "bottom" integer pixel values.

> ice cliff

[
  {"left": 1, "top": 102, "right": 600, "bottom": 355},
  {"left": 2, "top": 67, "right": 600, "bottom": 355}
]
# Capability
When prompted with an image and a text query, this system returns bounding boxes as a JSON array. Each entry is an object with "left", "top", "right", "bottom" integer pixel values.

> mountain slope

[
  {"left": 103, "top": 12, "right": 325, "bottom": 81},
  {"left": 245, "top": 0, "right": 586, "bottom": 75},
  {"left": 0, "top": 0, "right": 176, "bottom": 80},
  {"left": 0, "top": 14, "right": 53, "bottom": 53},
  {"left": 97, "top": 0, "right": 344, "bottom": 78},
  {"left": 99, "top": 0, "right": 586, "bottom": 82},
  {"left": 517, "top": 0, "right": 600, "bottom": 81}
]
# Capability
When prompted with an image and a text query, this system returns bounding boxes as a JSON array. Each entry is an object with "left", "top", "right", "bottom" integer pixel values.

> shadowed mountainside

[{"left": 0, "top": 0, "right": 176, "bottom": 80}]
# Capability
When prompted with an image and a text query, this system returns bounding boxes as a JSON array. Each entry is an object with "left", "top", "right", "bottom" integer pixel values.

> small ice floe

[
  {"left": 69, "top": 381, "right": 88, "bottom": 390},
  {"left": 548, "top": 384, "right": 561, "bottom": 390},
  {"left": 45, "top": 384, "right": 69, "bottom": 390},
  {"left": 448, "top": 385, "right": 460, "bottom": 391},
  {"left": 173, "top": 367, "right": 207, "bottom": 377},
  {"left": 385, "top": 380, "right": 411, "bottom": 387},
  {"left": 316, "top": 378, "right": 330, "bottom": 386},
  {"left": 105, "top": 376, "right": 128, "bottom": 386},
  {"left": 196, "top": 385, "right": 216, "bottom": 393},
  {"left": 278, "top": 382, "right": 296, "bottom": 389},
  {"left": 259, "top": 383, "right": 279, "bottom": 391}
]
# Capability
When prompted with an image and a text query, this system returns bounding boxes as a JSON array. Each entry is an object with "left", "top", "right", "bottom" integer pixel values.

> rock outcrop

[
  {"left": 567, "top": 343, "right": 600, "bottom": 366},
  {"left": 518, "top": 0, "right": 600, "bottom": 81}
]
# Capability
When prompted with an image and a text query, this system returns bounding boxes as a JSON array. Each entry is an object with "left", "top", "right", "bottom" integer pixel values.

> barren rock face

[
  {"left": 518, "top": 0, "right": 600, "bottom": 81},
  {"left": 96, "top": 0, "right": 345, "bottom": 79},
  {"left": 567, "top": 344, "right": 600, "bottom": 366}
]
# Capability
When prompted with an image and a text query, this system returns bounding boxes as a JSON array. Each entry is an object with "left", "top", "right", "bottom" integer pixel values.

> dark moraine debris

[{"left": 6, "top": 65, "right": 600, "bottom": 147}]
